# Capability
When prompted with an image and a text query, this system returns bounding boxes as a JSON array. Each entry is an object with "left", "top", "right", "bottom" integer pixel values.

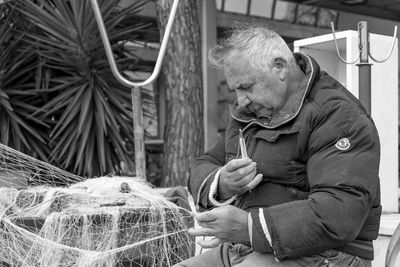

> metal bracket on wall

[
  {"left": 329, "top": 21, "right": 397, "bottom": 114},
  {"left": 330, "top": 21, "right": 397, "bottom": 65}
]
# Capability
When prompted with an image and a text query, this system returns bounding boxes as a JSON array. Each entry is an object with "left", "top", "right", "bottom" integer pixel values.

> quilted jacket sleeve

[{"left": 188, "top": 134, "right": 226, "bottom": 211}]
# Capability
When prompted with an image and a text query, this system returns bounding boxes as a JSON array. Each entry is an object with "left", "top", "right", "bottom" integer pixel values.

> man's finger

[
  {"left": 234, "top": 168, "right": 257, "bottom": 185},
  {"left": 197, "top": 237, "right": 223, "bottom": 249},
  {"left": 188, "top": 227, "right": 215, "bottom": 237},
  {"left": 238, "top": 173, "right": 263, "bottom": 194},
  {"left": 225, "top": 158, "right": 252, "bottom": 172},
  {"left": 195, "top": 211, "right": 218, "bottom": 222},
  {"left": 229, "top": 162, "right": 257, "bottom": 182},
  {"left": 246, "top": 173, "right": 263, "bottom": 190}
]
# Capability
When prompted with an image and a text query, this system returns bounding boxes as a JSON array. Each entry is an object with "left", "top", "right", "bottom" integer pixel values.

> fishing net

[{"left": 0, "top": 144, "right": 194, "bottom": 266}]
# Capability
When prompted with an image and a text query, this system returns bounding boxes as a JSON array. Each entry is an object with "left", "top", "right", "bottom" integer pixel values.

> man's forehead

[
  {"left": 224, "top": 63, "right": 252, "bottom": 79},
  {"left": 225, "top": 74, "right": 256, "bottom": 90}
]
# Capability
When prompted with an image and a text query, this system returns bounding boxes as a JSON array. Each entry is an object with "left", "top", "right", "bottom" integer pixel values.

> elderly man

[{"left": 175, "top": 24, "right": 380, "bottom": 266}]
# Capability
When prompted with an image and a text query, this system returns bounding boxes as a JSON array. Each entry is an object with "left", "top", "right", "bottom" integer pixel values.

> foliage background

[{"left": 0, "top": 0, "right": 156, "bottom": 177}]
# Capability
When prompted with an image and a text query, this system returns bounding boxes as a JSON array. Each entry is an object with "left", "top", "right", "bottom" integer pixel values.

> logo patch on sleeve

[{"left": 335, "top": 138, "right": 350, "bottom": 151}]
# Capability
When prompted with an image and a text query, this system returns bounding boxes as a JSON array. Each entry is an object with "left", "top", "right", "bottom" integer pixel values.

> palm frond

[
  {"left": 2, "top": 0, "right": 156, "bottom": 176},
  {"left": 0, "top": 0, "right": 50, "bottom": 159}
]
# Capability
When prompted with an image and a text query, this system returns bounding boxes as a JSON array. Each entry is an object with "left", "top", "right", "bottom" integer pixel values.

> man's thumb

[{"left": 246, "top": 173, "right": 263, "bottom": 190}]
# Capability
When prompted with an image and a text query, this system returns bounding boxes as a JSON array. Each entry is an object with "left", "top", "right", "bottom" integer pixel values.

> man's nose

[{"left": 237, "top": 92, "right": 250, "bottom": 108}]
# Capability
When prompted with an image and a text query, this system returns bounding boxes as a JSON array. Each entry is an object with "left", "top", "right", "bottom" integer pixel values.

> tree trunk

[{"left": 155, "top": 0, "right": 204, "bottom": 187}]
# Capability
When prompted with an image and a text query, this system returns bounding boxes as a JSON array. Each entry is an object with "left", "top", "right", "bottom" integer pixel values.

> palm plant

[
  {"left": 2, "top": 0, "right": 156, "bottom": 177},
  {"left": 0, "top": 2, "right": 50, "bottom": 160}
]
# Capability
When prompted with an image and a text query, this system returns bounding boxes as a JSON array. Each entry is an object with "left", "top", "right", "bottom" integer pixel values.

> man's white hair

[{"left": 209, "top": 23, "right": 295, "bottom": 73}]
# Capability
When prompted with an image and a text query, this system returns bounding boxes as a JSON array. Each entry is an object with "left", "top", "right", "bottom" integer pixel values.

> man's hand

[
  {"left": 218, "top": 158, "right": 263, "bottom": 200},
  {"left": 188, "top": 205, "right": 249, "bottom": 248}
]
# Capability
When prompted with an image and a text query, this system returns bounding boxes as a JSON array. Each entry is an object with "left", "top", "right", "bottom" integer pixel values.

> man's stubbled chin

[{"left": 248, "top": 103, "right": 273, "bottom": 118}]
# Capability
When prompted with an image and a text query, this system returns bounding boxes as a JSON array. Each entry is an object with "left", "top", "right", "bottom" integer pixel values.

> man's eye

[
  {"left": 239, "top": 84, "right": 253, "bottom": 91},
  {"left": 237, "top": 83, "right": 252, "bottom": 90}
]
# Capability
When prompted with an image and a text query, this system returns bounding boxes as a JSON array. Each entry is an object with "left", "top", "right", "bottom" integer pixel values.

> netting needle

[{"left": 239, "top": 129, "right": 248, "bottom": 159}]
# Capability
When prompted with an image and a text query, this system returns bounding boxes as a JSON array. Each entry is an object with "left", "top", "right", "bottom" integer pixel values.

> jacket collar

[{"left": 231, "top": 52, "right": 320, "bottom": 129}]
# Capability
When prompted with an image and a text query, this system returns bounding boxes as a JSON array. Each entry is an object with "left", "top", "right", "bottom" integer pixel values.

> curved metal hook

[
  {"left": 369, "top": 26, "right": 398, "bottom": 63},
  {"left": 386, "top": 222, "right": 400, "bottom": 267},
  {"left": 90, "top": 0, "right": 180, "bottom": 88},
  {"left": 330, "top": 22, "right": 360, "bottom": 64}
]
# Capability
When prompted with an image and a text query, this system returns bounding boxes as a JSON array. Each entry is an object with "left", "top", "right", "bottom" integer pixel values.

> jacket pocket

[
  {"left": 252, "top": 127, "right": 303, "bottom": 187},
  {"left": 253, "top": 127, "right": 299, "bottom": 163}
]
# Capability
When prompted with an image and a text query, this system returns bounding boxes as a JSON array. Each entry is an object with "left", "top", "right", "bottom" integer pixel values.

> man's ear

[{"left": 273, "top": 57, "right": 288, "bottom": 81}]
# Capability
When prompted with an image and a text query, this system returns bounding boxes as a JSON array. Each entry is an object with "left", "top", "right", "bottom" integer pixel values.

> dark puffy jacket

[{"left": 188, "top": 53, "right": 381, "bottom": 261}]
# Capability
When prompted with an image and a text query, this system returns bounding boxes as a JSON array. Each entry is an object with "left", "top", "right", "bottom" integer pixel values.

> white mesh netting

[{"left": 0, "top": 144, "right": 194, "bottom": 266}]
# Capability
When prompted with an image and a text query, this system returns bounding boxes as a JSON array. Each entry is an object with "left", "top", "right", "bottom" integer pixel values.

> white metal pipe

[{"left": 90, "top": 0, "right": 180, "bottom": 88}]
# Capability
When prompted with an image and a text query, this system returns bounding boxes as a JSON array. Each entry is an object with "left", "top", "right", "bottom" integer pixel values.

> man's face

[{"left": 225, "top": 58, "right": 288, "bottom": 118}]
